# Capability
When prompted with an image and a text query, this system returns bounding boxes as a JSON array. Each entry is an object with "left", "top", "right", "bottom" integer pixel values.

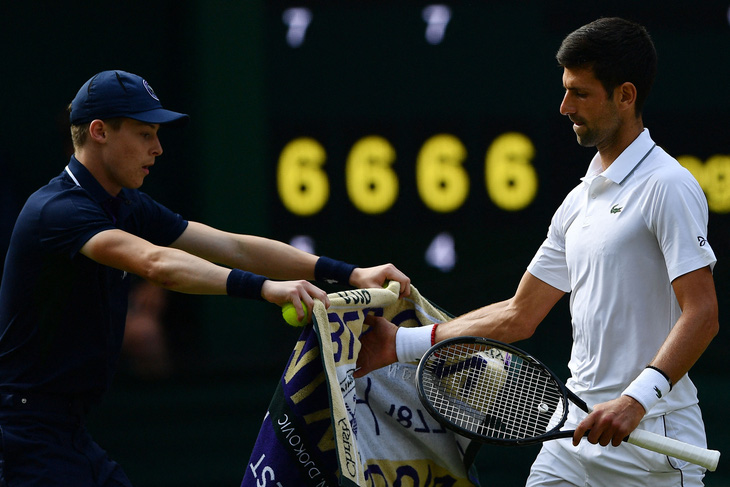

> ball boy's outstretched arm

[{"left": 81, "top": 221, "right": 411, "bottom": 322}]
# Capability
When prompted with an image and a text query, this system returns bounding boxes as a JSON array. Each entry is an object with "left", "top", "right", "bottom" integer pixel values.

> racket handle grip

[{"left": 627, "top": 428, "right": 720, "bottom": 472}]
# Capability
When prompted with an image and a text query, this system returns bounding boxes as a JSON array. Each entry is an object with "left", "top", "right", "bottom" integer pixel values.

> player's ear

[
  {"left": 616, "top": 82, "right": 637, "bottom": 112},
  {"left": 88, "top": 120, "right": 107, "bottom": 143}
]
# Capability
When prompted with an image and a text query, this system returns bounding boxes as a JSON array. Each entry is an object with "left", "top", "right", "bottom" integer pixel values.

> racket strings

[{"left": 422, "top": 343, "right": 565, "bottom": 440}]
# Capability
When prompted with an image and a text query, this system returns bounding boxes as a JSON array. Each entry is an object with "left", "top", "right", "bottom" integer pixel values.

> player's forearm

[
  {"left": 228, "top": 236, "right": 318, "bottom": 280},
  {"left": 620, "top": 311, "right": 717, "bottom": 415},
  {"left": 437, "top": 272, "right": 563, "bottom": 344},
  {"left": 173, "top": 222, "right": 318, "bottom": 280},
  {"left": 651, "top": 265, "right": 719, "bottom": 384},
  {"left": 174, "top": 222, "right": 359, "bottom": 285},
  {"left": 142, "top": 246, "right": 232, "bottom": 295},
  {"left": 436, "top": 300, "right": 536, "bottom": 344},
  {"left": 650, "top": 311, "right": 718, "bottom": 386}
]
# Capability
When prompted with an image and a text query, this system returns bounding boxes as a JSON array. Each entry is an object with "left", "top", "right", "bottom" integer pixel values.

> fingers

[
  {"left": 381, "top": 263, "right": 411, "bottom": 297},
  {"left": 574, "top": 415, "right": 617, "bottom": 447},
  {"left": 575, "top": 397, "right": 644, "bottom": 448},
  {"left": 352, "top": 363, "right": 370, "bottom": 379},
  {"left": 573, "top": 424, "right": 587, "bottom": 447},
  {"left": 575, "top": 412, "right": 621, "bottom": 447},
  {"left": 263, "top": 280, "right": 329, "bottom": 318},
  {"left": 397, "top": 275, "right": 411, "bottom": 298},
  {"left": 350, "top": 264, "right": 412, "bottom": 297},
  {"left": 355, "top": 314, "right": 398, "bottom": 378},
  {"left": 363, "top": 313, "right": 393, "bottom": 332},
  {"left": 297, "top": 281, "right": 329, "bottom": 311},
  {"left": 384, "top": 264, "right": 411, "bottom": 298},
  {"left": 362, "top": 313, "right": 380, "bottom": 329},
  {"left": 288, "top": 295, "right": 309, "bottom": 322}
]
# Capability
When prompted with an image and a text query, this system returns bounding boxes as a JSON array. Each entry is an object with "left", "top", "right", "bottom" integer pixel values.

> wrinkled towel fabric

[{"left": 241, "top": 281, "right": 481, "bottom": 486}]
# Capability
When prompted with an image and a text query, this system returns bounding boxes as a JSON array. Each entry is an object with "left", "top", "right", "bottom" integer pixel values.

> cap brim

[{"left": 128, "top": 108, "right": 189, "bottom": 127}]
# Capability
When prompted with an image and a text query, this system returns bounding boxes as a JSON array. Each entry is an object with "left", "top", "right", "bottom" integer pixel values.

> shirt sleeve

[
  {"left": 644, "top": 164, "right": 716, "bottom": 281},
  {"left": 37, "top": 189, "right": 188, "bottom": 259},
  {"left": 527, "top": 197, "right": 574, "bottom": 293},
  {"left": 38, "top": 190, "right": 116, "bottom": 258},
  {"left": 130, "top": 191, "right": 188, "bottom": 246}
]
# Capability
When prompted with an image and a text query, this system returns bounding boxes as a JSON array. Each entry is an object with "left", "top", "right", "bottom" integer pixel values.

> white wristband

[
  {"left": 395, "top": 325, "right": 435, "bottom": 363},
  {"left": 622, "top": 367, "right": 672, "bottom": 413}
]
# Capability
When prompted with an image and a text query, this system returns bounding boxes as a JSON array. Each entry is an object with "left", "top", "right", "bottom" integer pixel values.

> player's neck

[
  {"left": 597, "top": 119, "right": 644, "bottom": 171},
  {"left": 73, "top": 150, "right": 123, "bottom": 197}
]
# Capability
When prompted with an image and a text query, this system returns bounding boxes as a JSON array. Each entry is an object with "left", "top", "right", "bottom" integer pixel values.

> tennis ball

[{"left": 282, "top": 302, "right": 309, "bottom": 327}]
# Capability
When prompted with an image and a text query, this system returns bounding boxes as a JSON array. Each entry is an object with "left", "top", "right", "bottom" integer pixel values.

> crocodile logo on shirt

[{"left": 610, "top": 204, "right": 623, "bottom": 214}]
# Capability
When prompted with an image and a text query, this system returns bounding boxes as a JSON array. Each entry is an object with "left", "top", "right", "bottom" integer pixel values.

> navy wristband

[
  {"left": 227, "top": 269, "right": 267, "bottom": 300},
  {"left": 314, "top": 256, "right": 357, "bottom": 285}
]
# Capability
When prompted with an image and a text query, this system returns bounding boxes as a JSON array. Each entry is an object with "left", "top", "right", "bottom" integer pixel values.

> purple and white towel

[{"left": 241, "top": 281, "right": 481, "bottom": 486}]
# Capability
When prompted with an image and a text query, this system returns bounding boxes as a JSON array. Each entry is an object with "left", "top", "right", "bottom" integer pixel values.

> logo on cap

[{"left": 143, "top": 80, "right": 160, "bottom": 101}]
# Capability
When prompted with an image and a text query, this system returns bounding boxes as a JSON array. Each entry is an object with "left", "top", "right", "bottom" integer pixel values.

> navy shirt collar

[{"left": 66, "top": 155, "right": 130, "bottom": 225}]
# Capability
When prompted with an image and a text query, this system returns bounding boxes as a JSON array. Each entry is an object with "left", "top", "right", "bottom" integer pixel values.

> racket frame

[
  {"left": 416, "top": 336, "right": 721, "bottom": 472},
  {"left": 416, "top": 336, "right": 572, "bottom": 447}
]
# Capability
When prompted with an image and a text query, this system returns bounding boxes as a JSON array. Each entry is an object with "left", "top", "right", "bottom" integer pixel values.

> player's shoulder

[
  {"left": 642, "top": 146, "right": 699, "bottom": 189},
  {"left": 637, "top": 146, "right": 707, "bottom": 218},
  {"left": 24, "top": 175, "right": 102, "bottom": 224}
]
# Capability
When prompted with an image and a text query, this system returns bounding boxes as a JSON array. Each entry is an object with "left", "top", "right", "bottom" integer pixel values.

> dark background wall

[{"left": 1, "top": 2, "right": 729, "bottom": 486}]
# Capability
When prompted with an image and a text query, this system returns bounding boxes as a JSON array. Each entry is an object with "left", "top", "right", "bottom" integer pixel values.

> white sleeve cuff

[{"left": 395, "top": 325, "right": 435, "bottom": 363}]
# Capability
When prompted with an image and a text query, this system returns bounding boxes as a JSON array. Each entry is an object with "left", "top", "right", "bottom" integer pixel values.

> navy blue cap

[{"left": 69, "top": 70, "right": 189, "bottom": 126}]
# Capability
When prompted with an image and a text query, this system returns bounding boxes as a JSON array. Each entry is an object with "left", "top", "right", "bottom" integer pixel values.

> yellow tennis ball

[{"left": 282, "top": 302, "right": 309, "bottom": 327}]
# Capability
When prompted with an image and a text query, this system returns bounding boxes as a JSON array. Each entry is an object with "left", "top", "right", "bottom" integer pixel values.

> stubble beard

[{"left": 574, "top": 125, "right": 598, "bottom": 148}]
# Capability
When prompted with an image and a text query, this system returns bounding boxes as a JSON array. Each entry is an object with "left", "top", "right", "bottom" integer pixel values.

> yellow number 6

[
  {"left": 277, "top": 137, "right": 329, "bottom": 216},
  {"left": 416, "top": 134, "right": 469, "bottom": 213},
  {"left": 346, "top": 136, "right": 399, "bottom": 214},
  {"left": 485, "top": 132, "right": 538, "bottom": 211}
]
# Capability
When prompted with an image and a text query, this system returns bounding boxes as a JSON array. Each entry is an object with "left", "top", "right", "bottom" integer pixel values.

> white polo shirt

[{"left": 528, "top": 129, "right": 716, "bottom": 418}]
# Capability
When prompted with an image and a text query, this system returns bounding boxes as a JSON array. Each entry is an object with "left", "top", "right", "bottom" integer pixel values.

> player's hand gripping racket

[{"left": 416, "top": 336, "right": 720, "bottom": 471}]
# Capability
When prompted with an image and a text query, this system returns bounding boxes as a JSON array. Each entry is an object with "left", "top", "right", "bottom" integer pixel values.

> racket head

[{"left": 416, "top": 336, "right": 571, "bottom": 446}]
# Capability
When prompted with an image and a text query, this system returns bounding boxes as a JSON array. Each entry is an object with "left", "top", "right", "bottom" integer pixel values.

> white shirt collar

[{"left": 582, "top": 128, "right": 655, "bottom": 184}]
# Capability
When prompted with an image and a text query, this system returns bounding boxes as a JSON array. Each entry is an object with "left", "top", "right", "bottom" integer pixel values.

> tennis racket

[{"left": 416, "top": 336, "right": 720, "bottom": 471}]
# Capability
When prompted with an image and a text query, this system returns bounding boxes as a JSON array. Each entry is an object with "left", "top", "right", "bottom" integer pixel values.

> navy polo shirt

[{"left": 0, "top": 156, "right": 187, "bottom": 403}]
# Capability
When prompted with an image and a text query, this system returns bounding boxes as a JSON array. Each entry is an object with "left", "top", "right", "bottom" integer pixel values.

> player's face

[
  {"left": 559, "top": 67, "right": 622, "bottom": 152},
  {"left": 102, "top": 119, "right": 163, "bottom": 192}
]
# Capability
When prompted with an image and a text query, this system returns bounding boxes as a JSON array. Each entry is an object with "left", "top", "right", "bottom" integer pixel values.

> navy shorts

[{"left": 0, "top": 393, "right": 132, "bottom": 487}]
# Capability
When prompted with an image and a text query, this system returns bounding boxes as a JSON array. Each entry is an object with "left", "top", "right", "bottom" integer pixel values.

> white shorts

[{"left": 526, "top": 405, "right": 707, "bottom": 487}]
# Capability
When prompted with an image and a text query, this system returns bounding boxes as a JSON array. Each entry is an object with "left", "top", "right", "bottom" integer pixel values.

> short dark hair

[{"left": 556, "top": 17, "right": 657, "bottom": 116}]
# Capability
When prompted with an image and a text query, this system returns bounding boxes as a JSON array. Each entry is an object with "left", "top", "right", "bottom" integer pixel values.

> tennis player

[
  {"left": 0, "top": 70, "right": 411, "bottom": 486},
  {"left": 357, "top": 17, "right": 718, "bottom": 486}
]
